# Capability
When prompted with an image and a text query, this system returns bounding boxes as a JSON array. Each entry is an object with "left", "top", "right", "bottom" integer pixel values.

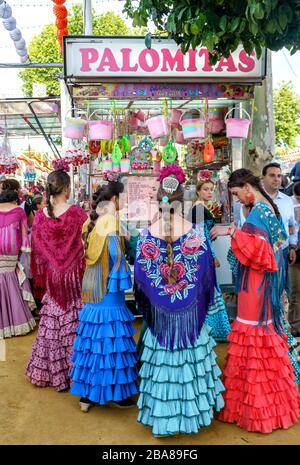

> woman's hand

[
  {"left": 210, "top": 225, "right": 231, "bottom": 241},
  {"left": 214, "top": 258, "right": 221, "bottom": 268}
]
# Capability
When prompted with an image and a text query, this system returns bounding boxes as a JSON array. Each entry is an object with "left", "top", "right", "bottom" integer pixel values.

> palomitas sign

[{"left": 64, "top": 37, "right": 266, "bottom": 82}]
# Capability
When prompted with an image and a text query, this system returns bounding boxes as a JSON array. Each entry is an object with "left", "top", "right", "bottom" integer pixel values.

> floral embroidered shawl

[{"left": 134, "top": 223, "right": 216, "bottom": 350}]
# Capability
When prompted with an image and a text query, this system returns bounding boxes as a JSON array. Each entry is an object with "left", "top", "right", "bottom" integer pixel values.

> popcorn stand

[{"left": 61, "top": 36, "right": 267, "bottom": 293}]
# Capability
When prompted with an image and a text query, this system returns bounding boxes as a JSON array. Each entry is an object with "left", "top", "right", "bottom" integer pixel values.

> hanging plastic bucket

[
  {"left": 64, "top": 109, "right": 87, "bottom": 139},
  {"left": 136, "top": 109, "right": 146, "bottom": 122},
  {"left": 171, "top": 108, "right": 182, "bottom": 126},
  {"left": 120, "top": 158, "right": 131, "bottom": 173},
  {"left": 146, "top": 115, "right": 168, "bottom": 139},
  {"left": 102, "top": 159, "right": 112, "bottom": 172},
  {"left": 225, "top": 108, "right": 251, "bottom": 138},
  {"left": 88, "top": 110, "right": 113, "bottom": 141},
  {"left": 180, "top": 109, "right": 206, "bottom": 140}
]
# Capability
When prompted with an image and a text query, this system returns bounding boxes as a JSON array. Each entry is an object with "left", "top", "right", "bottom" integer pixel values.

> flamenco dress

[
  {"left": 190, "top": 204, "right": 231, "bottom": 341},
  {"left": 26, "top": 206, "right": 87, "bottom": 391},
  {"left": 135, "top": 225, "right": 225, "bottom": 437},
  {"left": 219, "top": 224, "right": 300, "bottom": 433},
  {"left": 70, "top": 231, "right": 139, "bottom": 404},
  {"left": 0, "top": 207, "right": 36, "bottom": 338}
]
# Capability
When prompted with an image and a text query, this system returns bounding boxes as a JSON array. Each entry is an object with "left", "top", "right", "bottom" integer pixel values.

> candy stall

[{"left": 61, "top": 36, "right": 266, "bottom": 227}]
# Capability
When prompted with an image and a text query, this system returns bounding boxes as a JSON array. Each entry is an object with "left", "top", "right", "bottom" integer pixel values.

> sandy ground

[{"left": 0, "top": 319, "right": 299, "bottom": 445}]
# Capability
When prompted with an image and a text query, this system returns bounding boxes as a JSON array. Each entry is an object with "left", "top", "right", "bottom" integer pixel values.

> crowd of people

[{"left": 0, "top": 161, "right": 299, "bottom": 438}]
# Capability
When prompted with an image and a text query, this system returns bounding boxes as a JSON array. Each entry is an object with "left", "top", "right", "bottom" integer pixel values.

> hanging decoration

[
  {"left": 52, "top": 0, "right": 68, "bottom": 53},
  {"left": 0, "top": 117, "right": 19, "bottom": 174},
  {"left": 0, "top": 1, "right": 28, "bottom": 63},
  {"left": 203, "top": 138, "right": 215, "bottom": 164}
]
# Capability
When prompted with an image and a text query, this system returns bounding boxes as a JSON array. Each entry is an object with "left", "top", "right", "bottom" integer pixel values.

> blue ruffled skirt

[
  {"left": 70, "top": 291, "right": 139, "bottom": 403},
  {"left": 137, "top": 323, "right": 225, "bottom": 437},
  {"left": 205, "top": 287, "right": 231, "bottom": 342}
]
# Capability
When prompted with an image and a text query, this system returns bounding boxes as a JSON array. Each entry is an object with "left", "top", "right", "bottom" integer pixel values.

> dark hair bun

[{"left": 0, "top": 189, "right": 19, "bottom": 204}]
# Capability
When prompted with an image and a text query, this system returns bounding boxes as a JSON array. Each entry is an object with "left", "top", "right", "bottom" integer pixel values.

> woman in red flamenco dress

[{"left": 211, "top": 169, "right": 299, "bottom": 434}]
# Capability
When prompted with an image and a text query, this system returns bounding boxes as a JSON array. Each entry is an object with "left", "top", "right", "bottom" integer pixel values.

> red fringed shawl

[{"left": 31, "top": 205, "right": 87, "bottom": 309}]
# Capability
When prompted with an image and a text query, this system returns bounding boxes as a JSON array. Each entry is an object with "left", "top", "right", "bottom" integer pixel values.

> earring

[{"left": 245, "top": 192, "right": 255, "bottom": 204}]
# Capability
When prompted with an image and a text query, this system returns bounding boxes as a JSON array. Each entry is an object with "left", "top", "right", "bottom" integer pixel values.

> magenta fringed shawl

[{"left": 30, "top": 205, "right": 87, "bottom": 309}]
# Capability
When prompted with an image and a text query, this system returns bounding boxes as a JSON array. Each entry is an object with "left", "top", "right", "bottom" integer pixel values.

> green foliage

[
  {"left": 273, "top": 81, "right": 300, "bottom": 148},
  {"left": 123, "top": 0, "right": 300, "bottom": 63},
  {"left": 19, "top": 6, "right": 131, "bottom": 97}
]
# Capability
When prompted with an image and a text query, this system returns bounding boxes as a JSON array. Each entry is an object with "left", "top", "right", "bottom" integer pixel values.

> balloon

[
  {"left": 14, "top": 38, "right": 26, "bottom": 50},
  {"left": 0, "top": 3, "right": 12, "bottom": 19},
  {"left": 203, "top": 139, "right": 215, "bottom": 164},
  {"left": 16, "top": 48, "right": 28, "bottom": 57},
  {"left": 3, "top": 16, "right": 16, "bottom": 30},
  {"left": 20, "top": 55, "right": 28, "bottom": 63},
  {"left": 9, "top": 28, "right": 22, "bottom": 41}
]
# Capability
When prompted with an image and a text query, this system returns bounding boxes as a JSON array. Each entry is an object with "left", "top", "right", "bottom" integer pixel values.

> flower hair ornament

[
  {"left": 159, "top": 164, "right": 186, "bottom": 196},
  {"left": 103, "top": 171, "right": 120, "bottom": 182},
  {"left": 197, "top": 169, "right": 212, "bottom": 182}
]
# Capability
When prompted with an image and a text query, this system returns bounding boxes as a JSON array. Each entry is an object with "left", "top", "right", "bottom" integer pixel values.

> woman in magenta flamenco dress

[
  {"left": 0, "top": 187, "right": 36, "bottom": 338},
  {"left": 26, "top": 170, "right": 87, "bottom": 391},
  {"left": 211, "top": 169, "right": 299, "bottom": 433}
]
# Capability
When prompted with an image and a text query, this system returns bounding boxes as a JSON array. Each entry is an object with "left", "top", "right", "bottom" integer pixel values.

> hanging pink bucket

[
  {"left": 146, "top": 115, "right": 168, "bottom": 139},
  {"left": 180, "top": 109, "right": 206, "bottom": 140},
  {"left": 136, "top": 109, "right": 146, "bottom": 122},
  {"left": 102, "top": 159, "right": 112, "bottom": 172},
  {"left": 64, "top": 109, "right": 87, "bottom": 139},
  {"left": 171, "top": 108, "right": 182, "bottom": 126},
  {"left": 88, "top": 120, "right": 113, "bottom": 141},
  {"left": 225, "top": 108, "right": 251, "bottom": 138},
  {"left": 120, "top": 158, "right": 131, "bottom": 173}
]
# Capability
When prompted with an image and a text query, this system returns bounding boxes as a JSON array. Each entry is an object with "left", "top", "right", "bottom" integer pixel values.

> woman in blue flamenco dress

[
  {"left": 189, "top": 171, "right": 231, "bottom": 342},
  {"left": 134, "top": 165, "right": 224, "bottom": 437},
  {"left": 70, "top": 176, "right": 139, "bottom": 411}
]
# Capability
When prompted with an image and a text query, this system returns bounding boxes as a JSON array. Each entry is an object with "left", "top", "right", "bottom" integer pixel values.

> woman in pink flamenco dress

[
  {"left": 211, "top": 169, "right": 300, "bottom": 434},
  {"left": 26, "top": 170, "right": 87, "bottom": 391},
  {"left": 0, "top": 187, "right": 36, "bottom": 338}
]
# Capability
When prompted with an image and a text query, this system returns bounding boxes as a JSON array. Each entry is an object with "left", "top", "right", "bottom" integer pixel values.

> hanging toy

[
  {"left": 162, "top": 140, "right": 177, "bottom": 164},
  {"left": 203, "top": 138, "right": 215, "bottom": 164},
  {"left": 122, "top": 135, "right": 130, "bottom": 154},
  {"left": 138, "top": 137, "right": 153, "bottom": 152},
  {"left": 112, "top": 142, "right": 122, "bottom": 164},
  {"left": 51, "top": 0, "right": 68, "bottom": 52},
  {"left": 88, "top": 140, "right": 101, "bottom": 155}
]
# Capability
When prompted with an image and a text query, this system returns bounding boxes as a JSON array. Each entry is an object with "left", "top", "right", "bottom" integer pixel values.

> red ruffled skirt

[{"left": 218, "top": 320, "right": 300, "bottom": 433}]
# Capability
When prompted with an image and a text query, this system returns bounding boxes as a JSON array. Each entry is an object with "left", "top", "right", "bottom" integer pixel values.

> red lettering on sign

[
  {"left": 80, "top": 48, "right": 99, "bottom": 72},
  {"left": 96, "top": 48, "right": 120, "bottom": 72},
  {"left": 120, "top": 48, "right": 138, "bottom": 72},
  {"left": 161, "top": 48, "right": 185, "bottom": 72},
  {"left": 198, "top": 49, "right": 213, "bottom": 72},
  {"left": 139, "top": 49, "right": 160, "bottom": 72},
  {"left": 215, "top": 55, "right": 238, "bottom": 72},
  {"left": 239, "top": 50, "right": 256, "bottom": 72},
  {"left": 187, "top": 49, "right": 197, "bottom": 72}
]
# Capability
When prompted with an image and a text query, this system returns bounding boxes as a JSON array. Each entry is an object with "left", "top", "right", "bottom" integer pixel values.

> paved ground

[{"left": 1, "top": 320, "right": 299, "bottom": 445}]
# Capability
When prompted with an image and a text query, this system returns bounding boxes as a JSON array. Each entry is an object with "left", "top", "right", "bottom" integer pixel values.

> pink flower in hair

[
  {"left": 197, "top": 169, "right": 212, "bottom": 182},
  {"left": 159, "top": 164, "right": 186, "bottom": 184},
  {"left": 103, "top": 171, "right": 120, "bottom": 182}
]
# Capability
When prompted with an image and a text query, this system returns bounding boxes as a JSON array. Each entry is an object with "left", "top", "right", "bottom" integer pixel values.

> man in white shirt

[{"left": 261, "top": 163, "right": 298, "bottom": 270}]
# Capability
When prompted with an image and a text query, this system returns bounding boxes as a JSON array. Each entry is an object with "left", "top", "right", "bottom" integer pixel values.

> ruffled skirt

[
  {"left": 70, "top": 291, "right": 139, "bottom": 404},
  {"left": 0, "top": 264, "right": 36, "bottom": 338},
  {"left": 218, "top": 320, "right": 300, "bottom": 433},
  {"left": 205, "top": 287, "right": 231, "bottom": 342},
  {"left": 26, "top": 294, "right": 80, "bottom": 391},
  {"left": 138, "top": 324, "right": 225, "bottom": 437}
]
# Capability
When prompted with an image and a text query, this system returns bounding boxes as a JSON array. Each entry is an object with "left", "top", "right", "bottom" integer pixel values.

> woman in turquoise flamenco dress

[{"left": 134, "top": 165, "right": 224, "bottom": 437}]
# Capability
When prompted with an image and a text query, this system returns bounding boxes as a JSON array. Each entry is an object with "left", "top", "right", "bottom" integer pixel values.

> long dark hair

[
  {"left": 83, "top": 181, "right": 124, "bottom": 250},
  {"left": 157, "top": 184, "right": 184, "bottom": 284},
  {"left": 0, "top": 189, "right": 19, "bottom": 204},
  {"left": 45, "top": 170, "right": 71, "bottom": 220},
  {"left": 228, "top": 169, "right": 281, "bottom": 219}
]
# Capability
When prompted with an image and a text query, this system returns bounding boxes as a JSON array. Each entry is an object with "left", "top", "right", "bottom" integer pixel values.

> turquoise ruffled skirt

[
  {"left": 70, "top": 291, "right": 139, "bottom": 403},
  {"left": 137, "top": 324, "right": 225, "bottom": 437},
  {"left": 205, "top": 288, "right": 231, "bottom": 342}
]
